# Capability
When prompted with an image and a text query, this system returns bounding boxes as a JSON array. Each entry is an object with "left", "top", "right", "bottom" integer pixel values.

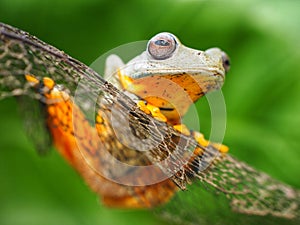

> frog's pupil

[{"left": 155, "top": 39, "right": 170, "bottom": 46}]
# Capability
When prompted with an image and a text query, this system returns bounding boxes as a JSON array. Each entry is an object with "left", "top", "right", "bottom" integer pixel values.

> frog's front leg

[
  {"left": 135, "top": 100, "right": 229, "bottom": 155},
  {"left": 172, "top": 124, "right": 229, "bottom": 154},
  {"left": 132, "top": 96, "right": 229, "bottom": 155}
]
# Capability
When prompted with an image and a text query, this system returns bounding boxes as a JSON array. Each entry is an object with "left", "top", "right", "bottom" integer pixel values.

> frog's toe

[
  {"left": 193, "top": 131, "right": 210, "bottom": 147},
  {"left": 211, "top": 143, "right": 229, "bottom": 153},
  {"left": 173, "top": 124, "right": 191, "bottom": 136}
]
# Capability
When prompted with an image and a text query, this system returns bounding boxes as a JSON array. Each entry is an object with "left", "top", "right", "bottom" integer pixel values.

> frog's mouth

[{"left": 129, "top": 67, "right": 225, "bottom": 80}]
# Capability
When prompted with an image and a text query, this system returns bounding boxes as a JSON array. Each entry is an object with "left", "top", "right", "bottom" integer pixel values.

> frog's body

[{"left": 25, "top": 32, "right": 229, "bottom": 208}]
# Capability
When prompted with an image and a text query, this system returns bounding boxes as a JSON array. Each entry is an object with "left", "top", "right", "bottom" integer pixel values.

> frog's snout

[{"left": 204, "top": 48, "right": 230, "bottom": 73}]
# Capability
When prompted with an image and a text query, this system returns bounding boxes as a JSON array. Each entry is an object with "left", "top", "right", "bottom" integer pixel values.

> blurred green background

[{"left": 1, "top": 0, "right": 300, "bottom": 225}]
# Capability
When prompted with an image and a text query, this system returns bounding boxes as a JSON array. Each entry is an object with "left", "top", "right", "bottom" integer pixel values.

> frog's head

[
  {"left": 121, "top": 32, "right": 229, "bottom": 91},
  {"left": 116, "top": 32, "right": 230, "bottom": 123}
]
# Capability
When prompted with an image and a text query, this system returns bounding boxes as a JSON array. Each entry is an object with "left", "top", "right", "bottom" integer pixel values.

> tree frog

[
  {"left": 24, "top": 32, "right": 230, "bottom": 208},
  {"left": 104, "top": 32, "right": 230, "bottom": 151}
]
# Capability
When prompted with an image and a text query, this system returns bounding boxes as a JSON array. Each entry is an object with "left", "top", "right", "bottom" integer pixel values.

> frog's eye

[
  {"left": 147, "top": 33, "right": 177, "bottom": 60},
  {"left": 221, "top": 52, "right": 230, "bottom": 72}
]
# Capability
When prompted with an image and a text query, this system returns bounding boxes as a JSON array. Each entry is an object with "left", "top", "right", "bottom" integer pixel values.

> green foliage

[{"left": 0, "top": 0, "right": 299, "bottom": 225}]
